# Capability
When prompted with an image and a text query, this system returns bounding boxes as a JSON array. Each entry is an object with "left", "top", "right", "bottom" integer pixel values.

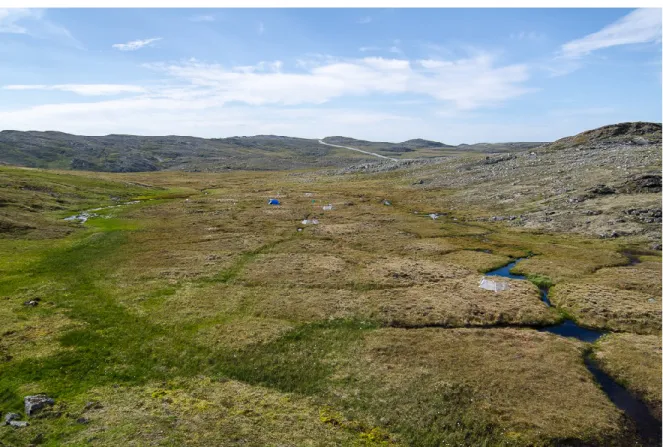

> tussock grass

[
  {"left": 0, "top": 164, "right": 659, "bottom": 445},
  {"left": 593, "top": 333, "right": 662, "bottom": 420}
]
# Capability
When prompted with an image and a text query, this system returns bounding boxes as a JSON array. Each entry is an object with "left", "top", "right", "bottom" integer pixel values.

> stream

[
  {"left": 63, "top": 200, "right": 141, "bottom": 223},
  {"left": 485, "top": 259, "right": 662, "bottom": 445}
]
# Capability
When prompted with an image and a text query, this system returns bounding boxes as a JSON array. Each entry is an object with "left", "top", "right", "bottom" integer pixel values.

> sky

[{"left": 0, "top": 7, "right": 661, "bottom": 143}]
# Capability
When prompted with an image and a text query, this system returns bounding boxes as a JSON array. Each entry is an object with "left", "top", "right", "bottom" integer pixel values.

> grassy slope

[{"left": 0, "top": 165, "right": 659, "bottom": 446}]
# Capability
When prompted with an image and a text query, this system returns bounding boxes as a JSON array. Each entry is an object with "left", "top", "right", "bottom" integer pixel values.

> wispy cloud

[
  {"left": 189, "top": 14, "right": 215, "bottom": 22},
  {"left": 359, "top": 46, "right": 381, "bottom": 52},
  {"left": 112, "top": 37, "right": 161, "bottom": 51},
  {"left": 143, "top": 52, "right": 532, "bottom": 110},
  {"left": 0, "top": 49, "right": 539, "bottom": 140},
  {"left": 561, "top": 8, "right": 662, "bottom": 58},
  {"left": 3, "top": 84, "right": 146, "bottom": 96},
  {"left": 0, "top": 8, "right": 33, "bottom": 33},
  {"left": 357, "top": 16, "right": 372, "bottom": 24},
  {"left": 257, "top": 22, "right": 265, "bottom": 35},
  {"left": 0, "top": 8, "right": 81, "bottom": 48}
]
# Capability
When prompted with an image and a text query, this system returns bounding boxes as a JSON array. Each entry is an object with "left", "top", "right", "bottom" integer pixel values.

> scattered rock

[
  {"left": 23, "top": 298, "right": 40, "bottom": 307},
  {"left": 25, "top": 394, "right": 54, "bottom": 417},
  {"left": 587, "top": 184, "right": 615, "bottom": 195},
  {"left": 620, "top": 173, "right": 662, "bottom": 193},
  {"left": 76, "top": 417, "right": 90, "bottom": 424},
  {"left": 624, "top": 208, "right": 662, "bottom": 224},
  {"left": 9, "top": 420, "right": 28, "bottom": 428},
  {"left": 4, "top": 412, "right": 20, "bottom": 424},
  {"left": 651, "top": 243, "right": 662, "bottom": 251},
  {"left": 83, "top": 401, "right": 103, "bottom": 411}
]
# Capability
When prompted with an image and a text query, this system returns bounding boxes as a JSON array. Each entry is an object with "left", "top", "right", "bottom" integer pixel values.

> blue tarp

[{"left": 268, "top": 199, "right": 280, "bottom": 205}]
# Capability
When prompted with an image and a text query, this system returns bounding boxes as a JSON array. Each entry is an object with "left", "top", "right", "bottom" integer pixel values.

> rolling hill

[{"left": 0, "top": 130, "right": 546, "bottom": 173}]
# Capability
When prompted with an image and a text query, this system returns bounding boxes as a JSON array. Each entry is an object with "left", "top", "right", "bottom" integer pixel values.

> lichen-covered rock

[
  {"left": 4, "top": 412, "right": 20, "bottom": 425},
  {"left": 24, "top": 394, "right": 54, "bottom": 416}
]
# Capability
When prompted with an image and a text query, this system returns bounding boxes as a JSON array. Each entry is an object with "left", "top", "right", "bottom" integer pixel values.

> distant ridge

[{"left": 4, "top": 122, "right": 657, "bottom": 173}]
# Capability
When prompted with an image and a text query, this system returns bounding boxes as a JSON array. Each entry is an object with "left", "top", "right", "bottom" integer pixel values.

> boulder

[{"left": 24, "top": 394, "right": 54, "bottom": 417}]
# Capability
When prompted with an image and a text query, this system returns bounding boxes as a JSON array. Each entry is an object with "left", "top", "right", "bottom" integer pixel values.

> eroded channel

[{"left": 485, "top": 258, "right": 662, "bottom": 445}]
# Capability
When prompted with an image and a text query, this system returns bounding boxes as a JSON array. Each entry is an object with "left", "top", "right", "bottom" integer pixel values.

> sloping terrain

[
  {"left": 323, "top": 136, "right": 546, "bottom": 159},
  {"left": 375, "top": 121, "right": 663, "bottom": 247},
  {"left": 0, "top": 130, "right": 546, "bottom": 172},
  {"left": 0, "top": 122, "right": 660, "bottom": 446},
  {"left": 0, "top": 131, "right": 373, "bottom": 172}
]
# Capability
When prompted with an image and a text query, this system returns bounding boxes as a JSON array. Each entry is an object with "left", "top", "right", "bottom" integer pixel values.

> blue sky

[{"left": 0, "top": 8, "right": 661, "bottom": 143}]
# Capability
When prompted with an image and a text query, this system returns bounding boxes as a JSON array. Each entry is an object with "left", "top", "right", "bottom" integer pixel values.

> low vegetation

[{"left": 0, "top": 123, "right": 660, "bottom": 446}]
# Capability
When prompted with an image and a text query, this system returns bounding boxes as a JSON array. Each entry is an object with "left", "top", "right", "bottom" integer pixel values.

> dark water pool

[
  {"left": 484, "top": 258, "right": 662, "bottom": 444},
  {"left": 484, "top": 261, "right": 526, "bottom": 280},
  {"left": 539, "top": 320, "right": 604, "bottom": 343},
  {"left": 585, "top": 357, "right": 662, "bottom": 446},
  {"left": 485, "top": 260, "right": 552, "bottom": 306}
]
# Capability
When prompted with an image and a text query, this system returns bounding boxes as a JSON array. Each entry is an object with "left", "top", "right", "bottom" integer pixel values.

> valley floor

[{"left": 0, "top": 164, "right": 661, "bottom": 446}]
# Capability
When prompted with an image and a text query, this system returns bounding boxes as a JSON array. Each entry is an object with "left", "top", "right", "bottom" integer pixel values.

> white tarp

[
  {"left": 322, "top": 204, "right": 333, "bottom": 211},
  {"left": 479, "top": 278, "right": 509, "bottom": 292}
]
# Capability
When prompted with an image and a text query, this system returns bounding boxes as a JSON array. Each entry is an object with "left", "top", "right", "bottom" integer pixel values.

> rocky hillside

[
  {"left": 0, "top": 132, "right": 375, "bottom": 173},
  {"left": 396, "top": 121, "right": 662, "bottom": 247},
  {"left": 323, "top": 136, "right": 545, "bottom": 158},
  {"left": 544, "top": 122, "right": 662, "bottom": 150},
  {"left": 0, "top": 130, "right": 548, "bottom": 172}
]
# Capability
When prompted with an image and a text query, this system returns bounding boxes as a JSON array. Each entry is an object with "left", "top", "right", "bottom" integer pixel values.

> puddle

[{"left": 484, "top": 258, "right": 662, "bottom": 443}]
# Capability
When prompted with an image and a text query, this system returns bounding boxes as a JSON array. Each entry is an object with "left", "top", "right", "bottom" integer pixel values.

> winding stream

[
  {"left": 63, "top": 200, "right": 142, "bottom": 223},
  {"left": 485, "top": 259, "right": 662, "bottom": 445}
]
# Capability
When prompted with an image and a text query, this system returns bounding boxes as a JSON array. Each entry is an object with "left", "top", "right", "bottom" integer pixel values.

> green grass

[
  {"left": 526, "top": 274, "right": 554, "bottom": 289},
  {"left": 218, "top": 319, "right": 378, "bottom": 395},
  {"left": 0, "top": 163, "right": 658, "bottom": 446}
]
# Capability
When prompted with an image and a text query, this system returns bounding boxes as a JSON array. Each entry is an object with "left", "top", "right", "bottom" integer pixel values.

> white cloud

[
  {"left": 357, "top": 16, "right": 372, "bottom": 24},
  {"left": 257, "top": 22, "right": 265, "bottom": 35},
  {"left": 0, "top": 8, "right": 81, "bottom": 47},
  {"left": 561, "top": 8, "right": 662, "bottom": 58},
  {"left": 189, "top": 14, "right": 215, "bottom": 22},
  {"left": 0, "top": 97, "right": 632, "bottom": 144},
  {"left": 359, "top": 46, "right": 380, "bottom": 52},
  {"left": 141, "top": 53, "right": 531, "bottom": 110},
  {"left": 0, "top": 8, "right": 33, "bottom": 33},
  {"left": 0, "top": 51, "right": 537, "bottom": 141},
  {"left": 3, "top": 84, "right": 146, "bottom": 96},
  {"left": 112, "top": 37, "right": 161, "bottom": 51}
]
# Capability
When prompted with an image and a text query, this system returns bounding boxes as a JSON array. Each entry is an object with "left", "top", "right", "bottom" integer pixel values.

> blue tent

[{"left": 268, "top": 199, "right": 280, "bottom": 205}]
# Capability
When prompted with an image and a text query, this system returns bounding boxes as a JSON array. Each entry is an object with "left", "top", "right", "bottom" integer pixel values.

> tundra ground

[{"left": 0, "top": 163, "right": 660, "bottom": 446}]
